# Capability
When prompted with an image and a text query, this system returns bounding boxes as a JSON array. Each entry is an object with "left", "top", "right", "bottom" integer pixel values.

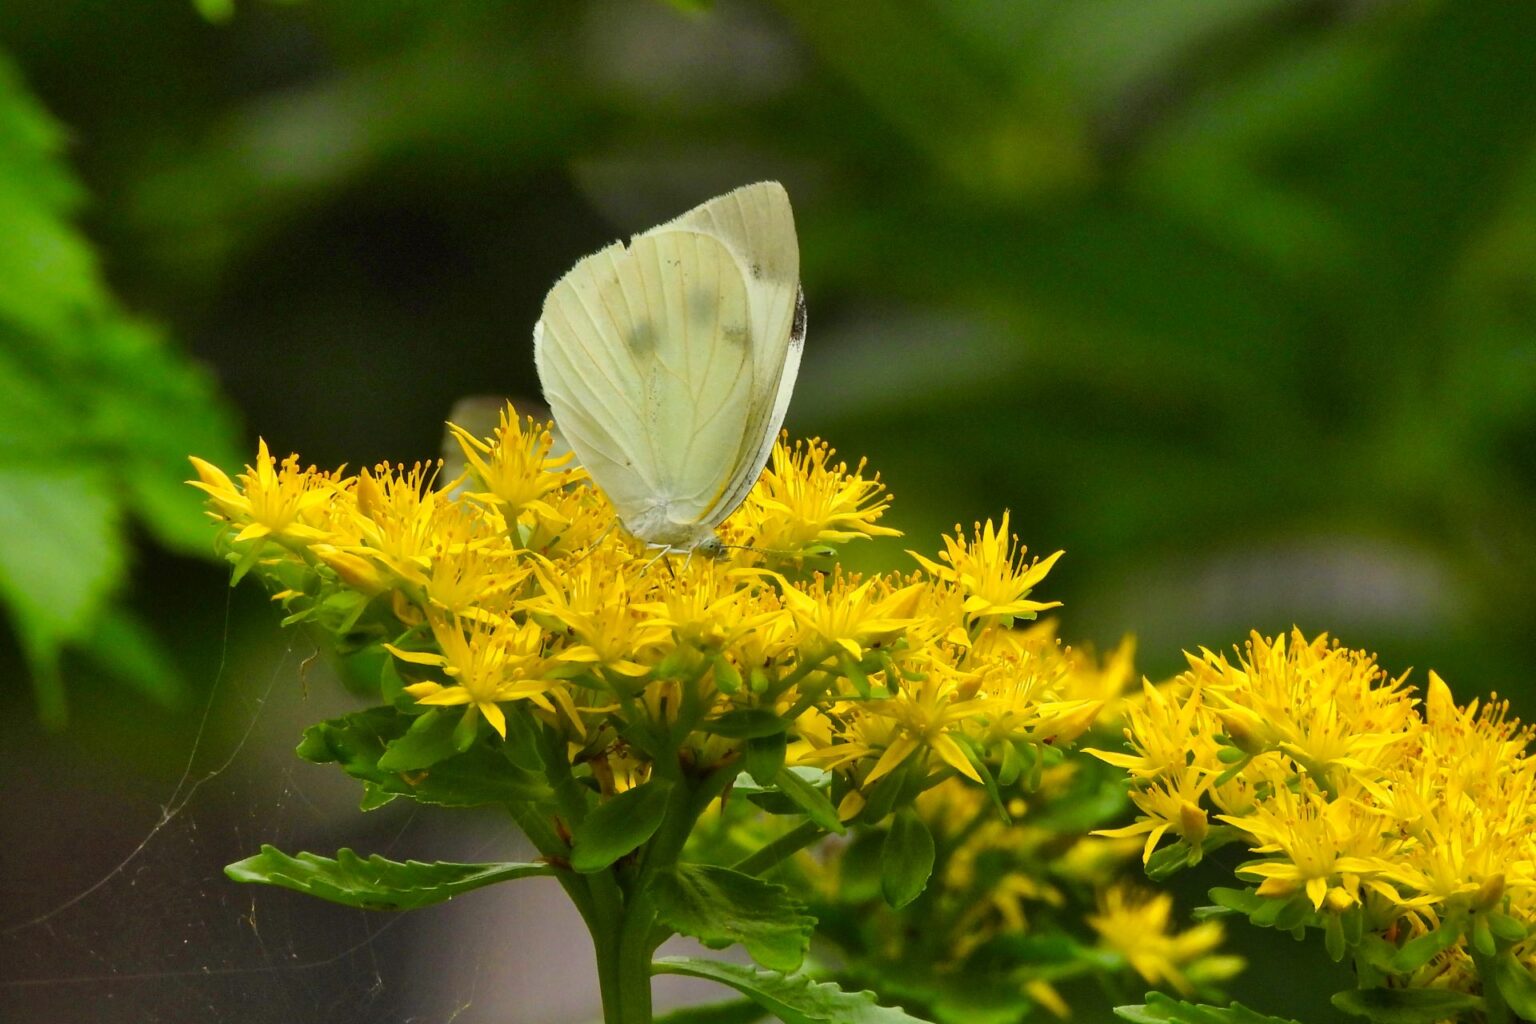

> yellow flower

[
  {"left": 385, "top": 613, "right": 563, "bottom": 738},
  {"left": 1096, "top": 765, "right": 1214, "bottom": 863},
  {"left": 199, "top": 420, "right": 1109, "bottom": 873},
  {"left": 729, "top": 437, "right": 900, "bottom": 563},
  {"left": 448, "top": 404, "right": 581, "bottom": 532},
  {"left": 777, "top": 569, "right": 924, "bottom": 663},
  {"left": 1089, "top": 884, "right": 1243, "bottom": 994},
  {"left": 1087, "top": 677, "right": 1214, "bottom": 780},
  {"left": 1191, "top": 629, "right": 1418, "bottom": 790},
  {"left": 345, "top": 462, "right": 445, "bottom": 587},
  {"left": 856, "top": 668, "right": 988, "bottom": 784},
  {"left": 909, "top": 511, "right": 1062, "bottom": 623},
  {"left": 1219, "top": 768, "right": 1407, "bottom": 912},
  {"left": 521, "top": 556, "right": 665, "bottom": 682},
  {"left": 189, "top": 439, "right": 339, "bottom": 549}
]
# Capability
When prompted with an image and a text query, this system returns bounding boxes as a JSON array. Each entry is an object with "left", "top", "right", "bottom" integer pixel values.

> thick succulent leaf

[
  {"left": 770, "top": 767, "right": 844, "bottom": 834},
  {"left": 879, "top": 809, "right": 935, "bottom": 909},
  {"left": 570, "top": 779, "right": 672, "bottom": 873}
]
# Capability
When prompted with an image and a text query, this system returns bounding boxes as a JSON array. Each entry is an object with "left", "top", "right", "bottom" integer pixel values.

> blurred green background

[{"left": 1, "top": 1, "right": 1533, "bottom": 1022}]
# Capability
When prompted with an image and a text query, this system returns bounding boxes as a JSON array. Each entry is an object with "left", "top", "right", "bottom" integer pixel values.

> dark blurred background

[{"left": 1, "top": 1, "right": 1533, "bottom": 1022}]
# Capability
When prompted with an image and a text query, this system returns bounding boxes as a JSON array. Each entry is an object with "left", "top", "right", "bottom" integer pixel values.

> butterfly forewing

[
  {"left": 534, "top": 181, "right": 803, "bottom": 547},
  {"left": 536, "top": 230, "right": 757, "bottom": 537}
]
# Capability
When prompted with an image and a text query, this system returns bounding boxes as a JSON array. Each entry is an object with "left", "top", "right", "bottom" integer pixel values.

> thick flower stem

[
  {"left": 592, "top": 763, "right": 739, "bottom": 1024},
  {"left": 1469, "top": 947, "right": 1511, "bottom": 1024},
  {"left": 591, "top": 882, "right": 651, "bottom": 1024}
]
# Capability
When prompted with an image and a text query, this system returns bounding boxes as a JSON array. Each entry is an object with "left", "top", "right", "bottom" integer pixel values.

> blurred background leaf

[
  {"left": 0, "top": 55, "right": 240, "bottom": 725},
  {"left": 1, "top": 1, "right": 1533, "bottom": 1021}
]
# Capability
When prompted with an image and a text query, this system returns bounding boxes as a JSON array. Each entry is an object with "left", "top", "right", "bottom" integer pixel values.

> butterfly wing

[
  {"left": 640, "top": 182, "right": 804, "bottom": 530},
  {"left": 534, "top": 182, "right": 802, "bottom": 545}
]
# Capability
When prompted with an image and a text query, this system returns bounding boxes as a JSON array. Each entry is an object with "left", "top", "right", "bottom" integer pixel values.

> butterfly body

[{"left": 533, "top": 182, "right": 805, "bottom": 553}]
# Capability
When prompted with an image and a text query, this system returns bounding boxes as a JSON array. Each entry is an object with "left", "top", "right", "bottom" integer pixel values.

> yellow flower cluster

[
  {"left": 1092, "top": 628, "right": 1536, "bottom": 994},
  {"left": 190, "top": 405, "right": 1090, "bottom": 811},
  {"left": 735, "top": 631, "right": 1239, "bottom": 1019}
]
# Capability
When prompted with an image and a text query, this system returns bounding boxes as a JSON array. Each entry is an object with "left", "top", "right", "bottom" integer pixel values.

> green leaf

[
  {"left": 570, "top": 780, "right": 673, "bottom": 873},
  {"left": 1208, "top": 888, "right": 1266, "bottom": 916},
  {"left": 650, "top": 864, "right": 815, "bottom": 972},
  {"left": 0, "top": 466, "right": 123, "bottom": 723},
  {"left": 1331, "top": 987, "right": 1483, "bottom": 1024},
  {"left": 1146, "top": 830, "right": 1237, "bottom": 881},
  {"left": 1493, "top": 955, "right": 1536, "bottom": 1022},
  {"left": 298, "top": 708, "right": 551, "bottom": 809},
  {"left": 192, "top": 0, "right": 236, "bottom": 23},
  {"left": 880, "top": 809, "right": 935, "bottom": 909},
  {"left": 377, "top": 708, "right": 463, "bottom": 771},
  {"left": 1389, "top": 922, "right": 1463, "bottom": 973},
  {"left": 745, "top": 732, "right": 787, "bottom": 786},
  {"left": 654, "top": 999, "right": 767, "bottom": 1024},
  {"left": 653, "top": 957, "right": 933, "bottom": 1024},
  {"left": 771, "top": 767, "right": 844, "bottom": 834},
  {"left": 1115, "top": 993, "right": 1304, "bottom": 1024},
  {"left": 79, "top": 607, "right": 187, "bottom": 708},
  {"left": 225, "top": 845, "right": 551, "bottom": 910},
  {"left": 1489, "top": 911, "right": 1529, "bottom": 944},
  {"left": 701, "top": 708, "right": 789, "bottom": 739}
]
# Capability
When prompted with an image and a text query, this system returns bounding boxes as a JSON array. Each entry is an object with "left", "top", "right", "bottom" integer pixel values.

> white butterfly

[{"left": 533, "top": 181, "right": 806, "bottom": 555}]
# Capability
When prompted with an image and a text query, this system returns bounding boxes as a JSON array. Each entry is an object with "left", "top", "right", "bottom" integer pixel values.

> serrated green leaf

[
  {"left": 654, "top": 999, "right": 767, "bottom": 1024},
  {"left": 650, "top": 864, "right": 815, "bottom": 972},
  {"left": 1115, "top": 992, "right": 1304, "bottom": 1024},
  {"left": 653, "top": 957, "right": 933, "bottom": 1024},
  {"left": 1332, "top": 987, "right": 1483, "bottom": 1024},
  {"left": 225, "top": 845, "right": 550, "bottom": 910},
  {"left": 772, "top": 766, "right": 844, "bottom": 834},
  {"left": 880, "top": 809, "right": 935, "bottom": 909},
  {"left": 571, "top": 780, "right": 672, "bottom": 872}
]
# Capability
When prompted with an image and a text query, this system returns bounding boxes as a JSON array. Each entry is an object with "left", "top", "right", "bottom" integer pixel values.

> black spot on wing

[
  {"left": 791, "top": 286, "right": 807, "bottom": 345},
  {"left": 721, "top": 322, "right": 750, "bottom": 350},
  {"left": 628, "top": 320, "right": 656, "bottom": 357},
  {"left": 688, "top": 286, "right": 717, "bottom": 325}
]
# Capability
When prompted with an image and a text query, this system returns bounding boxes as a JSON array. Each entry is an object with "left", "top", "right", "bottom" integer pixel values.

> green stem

[
  {"left": 732, "top": 820, "right": 828, "bottom": 876},
  {"left": 613, "top": 764, "right": 739, "bottom": 1023},
  {"left": 1470, "top": 947, "right": 1511, "bottom": 1024}
]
